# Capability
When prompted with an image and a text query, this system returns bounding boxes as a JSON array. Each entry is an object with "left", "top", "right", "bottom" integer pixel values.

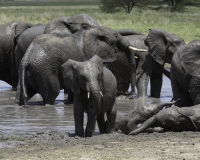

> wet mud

[{"left": 2, "top": 77, "right": 200, "bottom": 160}]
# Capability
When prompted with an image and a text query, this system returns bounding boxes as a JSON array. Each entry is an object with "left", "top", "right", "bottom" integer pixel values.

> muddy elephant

[
  {"left": 114, "top": 97, "right": 176, "bottom": 134},
  {"left": 61, "top": 55, "right": 117, "bottom": 137},
  {"left": 170, "top": 40, "right": 200, "bottom": 107},
  {"left": 0, "top": 21, "right": 33, "bottom": 90},
  {"left": 141, "top": 28, "right": 185, "bottom": 98},
  {"left": 15, "top": 13, "right": 99, "bottom": 73},
  {"left": 16, "top": 26, "right": 135, "bottom": 105},
  {"left": 129, "top": 103, "right": 200, "bottom": 135}
]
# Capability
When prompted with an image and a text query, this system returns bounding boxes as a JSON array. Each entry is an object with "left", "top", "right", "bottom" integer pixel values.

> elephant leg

[
  {"left": 150, "top": 73, "right": 162, "bottom": 98},
  {"left": 97, "top": 113, "right": 106, "bottom": 134},
  {"left": 129, "top": 50, "right": 137, "bottom": 96},
  {"left": 171, "top": 68, "right": 193, "bottom": 107},
  {"left": 85, "top": 104, "right": 96, "bottom": 137},
  {"left": 39, "top": 75, "right": 60, "bottom": 105},
  {"left": 106, "top": 103, "right": 117, "bottom": 133},
  {"left": 136, "top": 72, "right": 149, "bottom": 97},
  {"left": 189, "top": 76, "right": 200, "bottom": 105},
  {"left": 74, "top": 94, "right": 84, "bottom": 137},
  {"left": 65, "top": 88, "right": 74, "bottom": 104}
]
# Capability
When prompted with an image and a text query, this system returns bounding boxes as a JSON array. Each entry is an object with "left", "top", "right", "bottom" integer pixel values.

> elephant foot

[{"left": 64, "top": 99, "right": 74, "bottom": 104}]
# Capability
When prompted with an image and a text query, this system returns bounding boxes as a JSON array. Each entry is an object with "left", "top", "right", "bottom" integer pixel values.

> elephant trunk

[
  {"left": 89, "top": 83, "right": 102, "bottom": 116},
  {"left": 129, "top": 116, "right": 156, "bottom": 135}
]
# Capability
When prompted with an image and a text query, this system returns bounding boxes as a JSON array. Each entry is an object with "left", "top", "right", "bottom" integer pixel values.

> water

[{"left": 0, "top": 76, "right": 172, "bottom": 137}]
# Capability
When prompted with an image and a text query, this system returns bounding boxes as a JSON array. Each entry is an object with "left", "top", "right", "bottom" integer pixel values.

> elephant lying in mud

[
  {"left": 129, "top": 103, "right": 200, "bottom": 135},
  {"left": 114, "top": 97, "right": 176, "bottom": 134},
  {"left": 61, "top": 56, "right": 117, "bottom": 137},
  {"left": 16, "top": 26, "right": 134, "bottom": 105},
  {"left": 171, "top": 40, "right": 200, "bottom": 107}
]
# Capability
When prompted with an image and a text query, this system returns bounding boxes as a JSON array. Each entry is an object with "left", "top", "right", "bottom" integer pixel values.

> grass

[{"left": 0, "top": 2, "right": 199, "bottom": 43}]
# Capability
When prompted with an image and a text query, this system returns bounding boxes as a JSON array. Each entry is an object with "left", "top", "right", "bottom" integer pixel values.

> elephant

[
  {"left": 16, "top": 26, "right": 135, "bottom": 105},
  {"left": 129, "top": 104, "right": 200, "bottom": 135},
  {"left": 114, "top": 97, "right": 176, "bottom": 134},
  {"left": 139, "top": 28, "right": 185, "bottom": 98},
  {"left": 170, "top": 40, "right": 200, "bottom": 107},
  {"left": 0, "top": 21, "right": 33, "bottom": 90},
  {"left": 61, "top": 55, "right": 117, "bottom": 137},
  {"left": 15, "top": 13, "right": 99, "bottom": 77},
  {"left": 44, "top": 13, "right": 100, "bottom": 37},
  {"left": 14, "top": 14, "right": 142, "bottom": 98}
]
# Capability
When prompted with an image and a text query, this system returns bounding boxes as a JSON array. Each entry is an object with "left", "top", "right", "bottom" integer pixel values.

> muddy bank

[{"left": 1, "top": 130, "right": 200, "bottom": 160}]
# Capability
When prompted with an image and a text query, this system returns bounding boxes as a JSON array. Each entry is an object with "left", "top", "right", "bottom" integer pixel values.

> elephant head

[
  {"left": 81, "top": 26, "right": 131, "bottom": 62},
  {"left": 61, "top": 55, "right": 104, "bottom": 115},
  {"left": 144, "top": 28, "right": 185, "bottom": 66},
  {"left": 44, "top": 13, "right": 100, "bottom": 37}
]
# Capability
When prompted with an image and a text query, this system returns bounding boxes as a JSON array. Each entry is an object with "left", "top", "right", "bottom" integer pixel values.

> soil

[{"left": 1, "top": 131, "right": 200, "bottom": 160}]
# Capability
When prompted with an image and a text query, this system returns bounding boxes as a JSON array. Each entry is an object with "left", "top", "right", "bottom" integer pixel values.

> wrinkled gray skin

[
  {"left": 44, "top": 14, "right": 99, "bottom": 37},
  {"left": 0, "top": 21, "right": 33, "bottom": 90},
  {"left": 114, "top": 97, "right": 176, "bottom": 134},
  {"left": 141, "top": 28, "right": 185, "bottom": 98},
  {"left": 14, "top": 14, "right": 136, "bottom": 99},
  {"left": 15, "top": 13, "right": 99, "bottom": 78},
  {"left": 170, "top": 40, "right": 200, "bottom": 107},
  {"left": 129, "top": 104, "right": 200, "bottom": 135},
  {"left": 61, "top": 56, "right": 117, "bottom": 137},
  {"left": 16, "top": 26, "right": 132, "bottom": 105}
]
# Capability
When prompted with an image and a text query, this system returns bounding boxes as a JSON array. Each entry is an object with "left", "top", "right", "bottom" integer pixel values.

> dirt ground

[{"left": 1, "top": 130, "right": 200, "bottom": 160}]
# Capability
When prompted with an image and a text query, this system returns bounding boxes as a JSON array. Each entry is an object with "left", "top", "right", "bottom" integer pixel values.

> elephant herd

[{"left": 0, "top": 13, "right": 200, "bottom": 137}]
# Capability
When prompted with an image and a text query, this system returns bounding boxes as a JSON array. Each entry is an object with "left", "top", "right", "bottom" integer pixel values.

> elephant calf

[
  {"left": 114, "top": 97, "right": 176, "bottom": 134},
  {"left": 61, "top": 55, "right": 117, "bottom": 137},
  {"left": 129, "top": 104, "right": 200, "bottom": 135}
]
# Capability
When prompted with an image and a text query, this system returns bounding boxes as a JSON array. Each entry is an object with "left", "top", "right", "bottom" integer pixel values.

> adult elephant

[
  {"left": 16, "top": 26, "right": 135, "bottom": 105},
  {"left": 15, "top": 13, "right": 99, "bottom": 72},
  {"left": 170, "top": 40, "right": 200, "bottom": 107},
  {"left": 129, "top": 103, "right": 200, "bottom": 135},
  {"left": 0, "top": 21, "right": 33, "bottom": 90},
  {"left": 140, "top": 28, "right": 185, "bottom": 98},
  {"left": 61, "top": 56, "right": 117, "bottom": 137}
]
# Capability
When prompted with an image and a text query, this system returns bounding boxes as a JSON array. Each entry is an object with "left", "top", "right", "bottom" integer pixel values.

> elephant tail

[{"left": 128, "top": 116, "right": 156, "bottom": 135}]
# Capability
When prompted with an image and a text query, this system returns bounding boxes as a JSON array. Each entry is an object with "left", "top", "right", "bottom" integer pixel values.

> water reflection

[{"left": 0, "top": 76, "right": 172, "bottom": 136}]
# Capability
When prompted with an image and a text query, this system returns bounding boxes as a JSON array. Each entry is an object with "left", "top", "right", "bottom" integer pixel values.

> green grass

[{"left": 0, "top": 3, "right": 199, "bottom": 43}]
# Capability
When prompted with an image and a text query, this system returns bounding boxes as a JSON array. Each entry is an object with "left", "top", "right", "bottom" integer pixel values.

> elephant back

[{"left": 179, "top": 40, "right": 200, "bottom": 77}]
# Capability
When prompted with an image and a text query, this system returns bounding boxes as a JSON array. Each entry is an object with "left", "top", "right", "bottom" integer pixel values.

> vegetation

[{"left": 0, "top": 1, "right": 199, "bottom": 43}]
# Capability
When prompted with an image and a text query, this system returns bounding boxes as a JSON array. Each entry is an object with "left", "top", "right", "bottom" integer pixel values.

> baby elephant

[
  {"left": 114, "top": 97, "right": 176, "bottom": 134},
  {"left": 61, "top": 55, "right": 117, "bottom": 137},
  {"left": 129, "top": 104, "right": 200, "bottom": 135}
]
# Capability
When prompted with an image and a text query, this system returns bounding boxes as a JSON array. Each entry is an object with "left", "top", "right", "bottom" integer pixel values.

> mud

[{"left": 2, "top": 77, "right": 199, "bottom": 159}]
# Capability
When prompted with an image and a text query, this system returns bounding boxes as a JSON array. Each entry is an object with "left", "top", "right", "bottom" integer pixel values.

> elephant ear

[
  {"left": 145, "top": 29, "right": 169, "bottom": 65},
  {"left": 14, "top": 22, "right": 33, "bottom": 38},
  {"left": 61, "top": 60, "right": 80, "bottom": 94},
  {"left": 180, "top": 41, "right": 200, "bottom": 77},
  {"left": 82, "top": 27, "right": 117, "bottom": 62}
]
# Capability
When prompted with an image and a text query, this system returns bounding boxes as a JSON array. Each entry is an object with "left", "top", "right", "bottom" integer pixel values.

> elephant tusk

[
  {"left": 100, "top": 91, "right": 103, "bottom": 97},
  {"left": 129, "top": 46, "right": 148, "bottom": 52},
  {"left": 88, "top": 92, "right": 90, "bottom": 99},
  {"left": 134, "top": 56, "right": 138, "bottom": 59}
]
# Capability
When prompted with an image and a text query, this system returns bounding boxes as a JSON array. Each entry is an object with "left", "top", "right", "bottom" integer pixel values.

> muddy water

[{"left": 0, "top": 76, "right": 172, "bottom": 137}]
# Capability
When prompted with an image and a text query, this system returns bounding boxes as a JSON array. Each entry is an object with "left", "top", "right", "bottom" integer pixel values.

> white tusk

[
  {"left": 134, "top": 56, "right": 138, "bottom": 59},
  {"left": 129, "top": 46, "right": 148, "bottom": 52},
  {"left": 100, "top": 91, "right": 103, "bottom": 97},
  {"left": 88, "top": 92, "right": 90, "bottom": 99}
]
